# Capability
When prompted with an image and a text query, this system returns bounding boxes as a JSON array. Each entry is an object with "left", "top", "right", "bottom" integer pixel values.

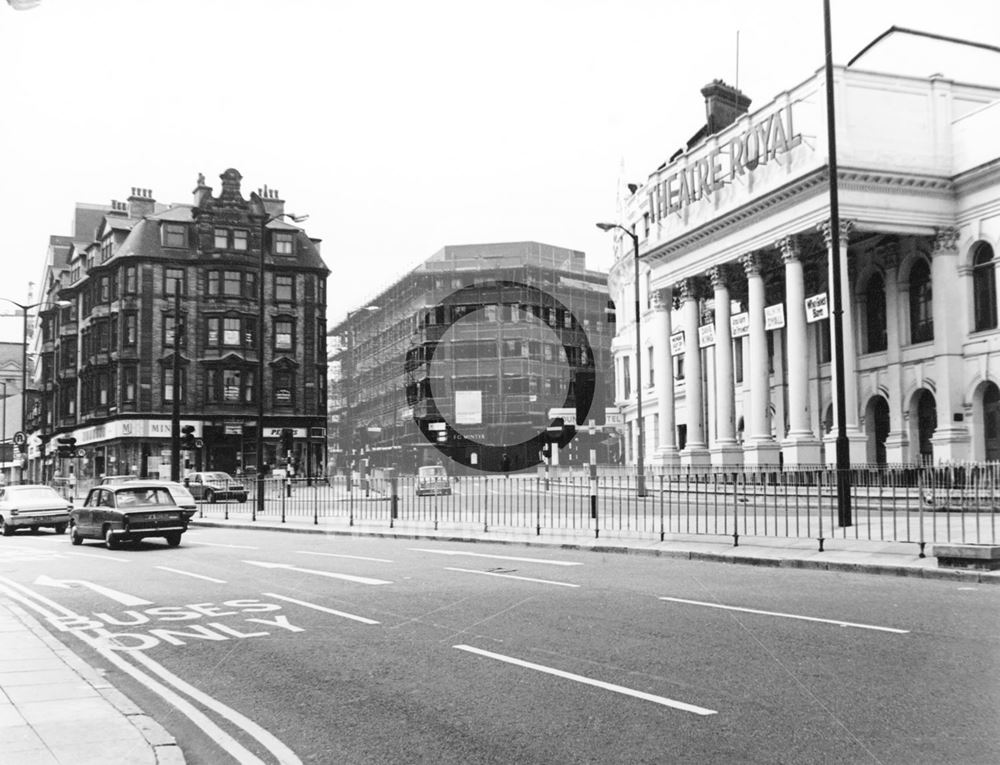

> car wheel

[
  {"left": 1, "top": 517, "right": 13, "bottom": 536},
  {"left": 70, "top": 523, "right": 83, "bottom": 546},
  {"left": 205, "top": 489, "right": 216, "bottom": 503},
  {"left": 237, "top": 494, "right": 247, "bottom": 503},
  {"left": 104, "top": 527, "right": 120, "bottom": 550},
  {"left": 54, "top": 523, "right": 67, "bottom": 535},
  {"left": 165, "top": 532, "right": 181, "bottom": 547}
]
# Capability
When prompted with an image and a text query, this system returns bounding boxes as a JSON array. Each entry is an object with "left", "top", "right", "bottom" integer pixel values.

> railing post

[{"left": 389, "top": 468, "right": 399, "bottom": 523}]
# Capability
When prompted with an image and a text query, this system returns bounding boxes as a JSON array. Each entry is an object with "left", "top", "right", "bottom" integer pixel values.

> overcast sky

[{"left": 1, "top": 0, "right": 997, "bottom": 342}]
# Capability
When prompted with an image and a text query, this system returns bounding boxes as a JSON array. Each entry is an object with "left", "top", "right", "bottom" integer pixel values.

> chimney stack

[
  {"left": 700, "top": 79, "right": 751, "bottom": 137},
  {"left": 257, "top": 184, "right": 285, "bottom": 217},
  {"left": 127, "top": 187, "right": 156, "bottom": 219}
]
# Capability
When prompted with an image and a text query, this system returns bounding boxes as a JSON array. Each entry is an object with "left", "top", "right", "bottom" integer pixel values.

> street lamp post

[
  {"left": 248, "top": 194, "right": 308, "bottom": 521},
  {"left": 1, "top": 297, "right": 71, "bottom": 483},
  {"left": 596, "top": 223, "right": 647, "bottom": 496},
  {"left": 170, "top": 278, "right": 183, "bottom": 482}
]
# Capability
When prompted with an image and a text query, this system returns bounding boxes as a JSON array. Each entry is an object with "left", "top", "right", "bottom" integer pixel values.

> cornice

[{"left": 837, "top": 167, "right": 954, "bottom": 197}]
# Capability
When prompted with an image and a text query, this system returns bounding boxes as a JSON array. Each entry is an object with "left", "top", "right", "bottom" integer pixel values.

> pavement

[
  {"left": 0, "top": 599, "right": 184, "bottom": 765},
  {"left": 2, "top": 506, "right": 997, "bottom": 765}
]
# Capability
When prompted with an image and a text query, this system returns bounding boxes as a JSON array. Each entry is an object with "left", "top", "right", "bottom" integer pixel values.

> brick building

[{"left": 28, "top": 169, "right": 329, "bottom": 482}]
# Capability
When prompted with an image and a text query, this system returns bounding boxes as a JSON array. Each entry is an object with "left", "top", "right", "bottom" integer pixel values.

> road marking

[
  {"left": 263, "top": 592, "right": 380, "bottom": 625},
  {"left": 658, "top": 597, "right": 910, "bottom": 634},
  {"left": 0, "top": 576, "right": 301, "bottom": 765},
  {"left": 155, "top": 566, "right": 227, "bottom": 583},
  {"left": 410, "top": 548, "right": 582, "bottom": 566},
  {"left": 296, "top": 550, "right": 393, "bottom": 563},
  {"left": 187, "top": 541, "right": 259, "bottom": 549},
  {"left": 66, "top": 551, "right": 132, "bottom": 563},
  {"left": 445, "top": 567, "right": 580, "bottom": 588},
  {"left": 454, "top": 645, "right": 717, "bottom": 716},
  {"left": 34, "top": 575, "right": 152, "bottom": 606},
  {"left": 244, "top": 560, "right": 392, "bottom": 585}
]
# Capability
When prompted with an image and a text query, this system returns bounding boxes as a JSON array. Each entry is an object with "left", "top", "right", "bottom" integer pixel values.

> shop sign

[
  {"left": 765, "top": 304, "right": 785, "bottom": 331},
  {"left": 669, "top": 331, "right": 685, "bottom": 355},
  {"left": 730, "top": 312, "right": 749, "bottom": 338},
  {"left": 698, "top": 323, "right": 715, "bottom": 348},
  {"left": 805, "top": 293, "right": 828, "bottom": 323}
]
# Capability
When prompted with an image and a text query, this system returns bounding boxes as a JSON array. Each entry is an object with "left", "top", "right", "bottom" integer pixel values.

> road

[{"left": 1, "top": 526, "right": 998, "bottom": 764}]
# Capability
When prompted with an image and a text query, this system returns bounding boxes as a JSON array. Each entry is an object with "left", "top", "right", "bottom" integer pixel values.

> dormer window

[
  {"left": 274, "top": 232, "right": 294, "bottom": 256},
  {"left": 162, "top": 223, "right": 187, "bottom": 248}
]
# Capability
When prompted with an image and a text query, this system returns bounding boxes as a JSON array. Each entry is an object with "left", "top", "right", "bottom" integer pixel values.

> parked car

[
  {"left": 184, "top": 472, "right": 248, "bottom": 503},
  {"left": 415, "top": 465, "right": 452, "bottom": 496},
  {"left": 70, "top": 483, "right": 188, "bottom": 549},
  {"left": 0, "top": 485, "right": 74, "bottom": 536},
  {"left": 99, "top": 474, "right": 144, "bottom": 484}
]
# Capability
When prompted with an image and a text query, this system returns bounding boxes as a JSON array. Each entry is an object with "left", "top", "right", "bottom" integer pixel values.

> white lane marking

[
  {"left": 410, "top": 548, "right": 582, "bottom": 566},
  {"left": 0, "top": 576, "right": 300, "bottom": 765},
  {"left": 454, "top": 644, "right": 717, "bottom": 716},
  {"left": 34, "top": 575, "right": 152, "bottom": 606},
  {"left": 445, "top": 567, "right": 580, "bottom": 588},
  {"left": 263, "top": 592, "right": 380, "bottom": 625},
  {"left": 244, "top": 560, "right": 392, "bottom": 585},
  {"left": 296, "top": 550, "right": 393, "bottom": 563},
  {"left": 155, "top": 566, "right": 227, "bottom": 584},
  {"left": 187, "top": 541, "right": 259, "bottom": 549},
  {"left": 658, "top": 597, "right": 910, "bottom": 634},
  {"left": 66, "top": 551, "right": 132, "bottom": 563}
]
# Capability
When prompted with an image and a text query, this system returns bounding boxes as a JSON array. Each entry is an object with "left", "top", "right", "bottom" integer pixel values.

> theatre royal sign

[{"left": 647, "top": 103, "right": 802, "bottom": 224}]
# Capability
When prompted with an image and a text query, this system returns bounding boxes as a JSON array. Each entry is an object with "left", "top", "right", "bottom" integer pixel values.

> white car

[{"left": 0, "top": 485, "right": 74, "bottom": 536}]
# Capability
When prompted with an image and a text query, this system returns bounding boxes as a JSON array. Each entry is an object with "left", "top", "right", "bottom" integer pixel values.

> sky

[{"left": 1, "top": 0, "right": 998, "bottom": 342}]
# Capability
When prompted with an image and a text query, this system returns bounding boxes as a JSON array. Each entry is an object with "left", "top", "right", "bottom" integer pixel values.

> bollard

[
  {"left": 588, "top": 463, "right": 598, "bottom": 520},
  {"left": 387, "top": 468, "right": 399, "bottom": 521}
]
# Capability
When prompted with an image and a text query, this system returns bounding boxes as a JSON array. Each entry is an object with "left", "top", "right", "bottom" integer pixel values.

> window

[
  {"left": 244, "top": 271, "right": 257, "bottom": 299},
  {"left": 864, "top": 273, "right": 887, "bottom": 353},
  {"left": 163, "top": 314, "right": 185, "bottom": 348},
  {"left": 274, "top": 232, "right": 294, "bottom": 255},
  {"left": 274, "top": 319, "right": 293, "bottom": 350},
  {"left": 674, "top": 354, "right": 685, "bottom": 381},
  {"left": 206, "top": 316, "right": 254, "bottom": 349},
  {"left": 648, "top": 346, "right": 654, "bottom": 387},
  {"left": 124, "top": 312, "right": 137, "bottom": 347},
  {"left": 124, "top": 265, "right": 137, "bottom": 295},
  {"left": 162, "top": 224, "right": 186, "bottom": 248},
  {"left": 233, "top": 230, "right": 248, "bottom": 251},
  {"left": 165, "top": 267, "right": 184, "bottom": 295},
  {"left": 163, "top": 368, "right": 185, "bottom": 403},
  {"left": 973, "top": 244, "right": 997, "bottom": 331},
  {"left": 275, "top": 275, "right": 294, "bottom": 302},
  {"left": 909, "top": 258, "right": 933, "bottom": 343},
  {"left": 622, "top": 355, "right": 631, "bottom": 399},
  {"left": 214, "top": 228, "right": 229, "bottom": 249},
  {"left": 122, "top": 367, "right": 137, "bottom": 403},
  {"left": 99, "top": 276, "right": 111, "bottom": 302},
  {"left": 274, "top": 370, "right": 294, "bottom": 405},
  {"left": 733, "top": 339, "right": 744, "bottom": 383},
  {"left": 224, "top": 271, "right": 241, "bottom": 296}
]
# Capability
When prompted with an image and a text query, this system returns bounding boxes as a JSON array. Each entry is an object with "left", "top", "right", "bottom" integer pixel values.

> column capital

[
  {"left": 740, "top": 251, "right": 764, "bottom": 277},
  {"left": 650, "top": 288, "right": 671, "bottom": 311},
  {"left": 817, "top": 218, "right": 854, "bottom": 249},
  {"left": 776, "top": 235, "right": 802, "bottom": 264},
  {"left": 675, "top": 277, "right": 704, "bottom": 302},
  {"left": 706, "top": 264, "right": 733, "bottom": 291},
  {"left": 932, "top": 226, "right": 960, "bottom": 256}
]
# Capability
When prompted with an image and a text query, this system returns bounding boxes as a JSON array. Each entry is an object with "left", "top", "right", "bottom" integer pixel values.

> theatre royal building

[{"left": 608, "top": 65, "right": 1000, "bottom": 468}]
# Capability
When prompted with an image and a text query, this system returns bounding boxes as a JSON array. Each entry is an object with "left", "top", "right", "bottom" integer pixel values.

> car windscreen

[
  {"left": 205, "top": 472, "right": 231, "bottom": 481},
  {"left": 6, "top": 488, "right": 61, "bottom": 503}
]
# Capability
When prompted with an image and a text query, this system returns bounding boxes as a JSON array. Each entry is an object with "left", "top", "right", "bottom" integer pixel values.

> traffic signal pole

[{"left": 170, "top": 279, "right": 181, "bottom": 482}]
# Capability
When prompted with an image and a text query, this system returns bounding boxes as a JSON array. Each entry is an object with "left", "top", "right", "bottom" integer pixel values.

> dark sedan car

[
  {"left": 0, "top": 485, "right": 74, "bottom": 536},
  {"left": 184, "top": 471, "right": 248, "bottom": 503},
  {"left": 70, "top": 483, "right": 188, "bottom": 549}
]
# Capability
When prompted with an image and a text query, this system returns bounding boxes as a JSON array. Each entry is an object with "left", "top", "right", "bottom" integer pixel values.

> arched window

[
  {"left": 909, "top": 258, "right": 933, "bottom": 343},
  {"left": 973, "top": 244, "right": 997, "bottom": 331},
  {"left": 865, "top": 273, "right": 887, "bottom": 352}
]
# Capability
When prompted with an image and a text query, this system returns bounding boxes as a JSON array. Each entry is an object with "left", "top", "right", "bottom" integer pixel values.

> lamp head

[{"left": 595, "top": 222, "right": 618, "bottom": 232}]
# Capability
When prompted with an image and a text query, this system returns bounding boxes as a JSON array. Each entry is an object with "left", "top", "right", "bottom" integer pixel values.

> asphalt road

[{"left": 1, "top": 526, "right": 998, "bottom": 764}]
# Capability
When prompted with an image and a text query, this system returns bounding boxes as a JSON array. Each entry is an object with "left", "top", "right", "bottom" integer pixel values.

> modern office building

[
  {"left": 608, "top": 61, "right": 1000, "bottom": 468},
  {"left": 26, "top": 169, "right": 329, "bottom": 482},
  {"left": 329, "top": 242, "right": 616, "bottom": 474}
]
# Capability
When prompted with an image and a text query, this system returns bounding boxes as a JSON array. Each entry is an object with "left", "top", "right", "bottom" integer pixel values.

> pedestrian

[{"left": 501, "top": 452, "right": 511, "bottom": 474}]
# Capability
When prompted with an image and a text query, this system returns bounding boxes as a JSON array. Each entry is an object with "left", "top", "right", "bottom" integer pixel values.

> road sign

[
  {"left": 76, "top": 448, "right": 86, "bottom": 458},
  {"left": 12, "top": 431, "right": 26, "bottom": 446},
  {"left": 194, "top": 438, "right": 204, "bottom": 448}
]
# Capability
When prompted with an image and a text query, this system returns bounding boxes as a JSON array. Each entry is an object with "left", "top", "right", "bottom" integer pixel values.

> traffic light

[
  {"left": 56, "top": 436, "right": 77, "bottom": 458},
  {"left": 181, "top": 425, "right": 196, "bottom": 450},
  {"left": 280, "top": 428, "right": 294, "bottom": 456}
]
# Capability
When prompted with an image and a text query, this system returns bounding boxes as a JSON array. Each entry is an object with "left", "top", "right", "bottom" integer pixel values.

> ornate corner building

[
  {"left": 27, "top": 168, "right": 329, "bottom": 481},
  {"left": 610, "top": 67, "right": 1000, "bottom": 468}
]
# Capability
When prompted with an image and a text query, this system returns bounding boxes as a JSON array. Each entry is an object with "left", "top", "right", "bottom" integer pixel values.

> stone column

[
  {"left": 929, "top": 226, "right": 971, "bottom": 461},
  {"left": 778, "top": 236, "right": 820, "bottom": 465},
  {"left": 678, "top": 278, "right": 710, "bottom": 466},
  {"left": 741, "top": 252, "right": 781, "bottom": 466},
  {"left": 818, "top": 218, "right": 867, "bottom": 464},
  {"left": 881, "top": 241, "right": 908, "bottom": 464},
  {"left": 651, "top": 288, "right": 679, "bottom": 465},
  {"left": 707, "top": 266, "right": 742, "bottom": 466}
]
